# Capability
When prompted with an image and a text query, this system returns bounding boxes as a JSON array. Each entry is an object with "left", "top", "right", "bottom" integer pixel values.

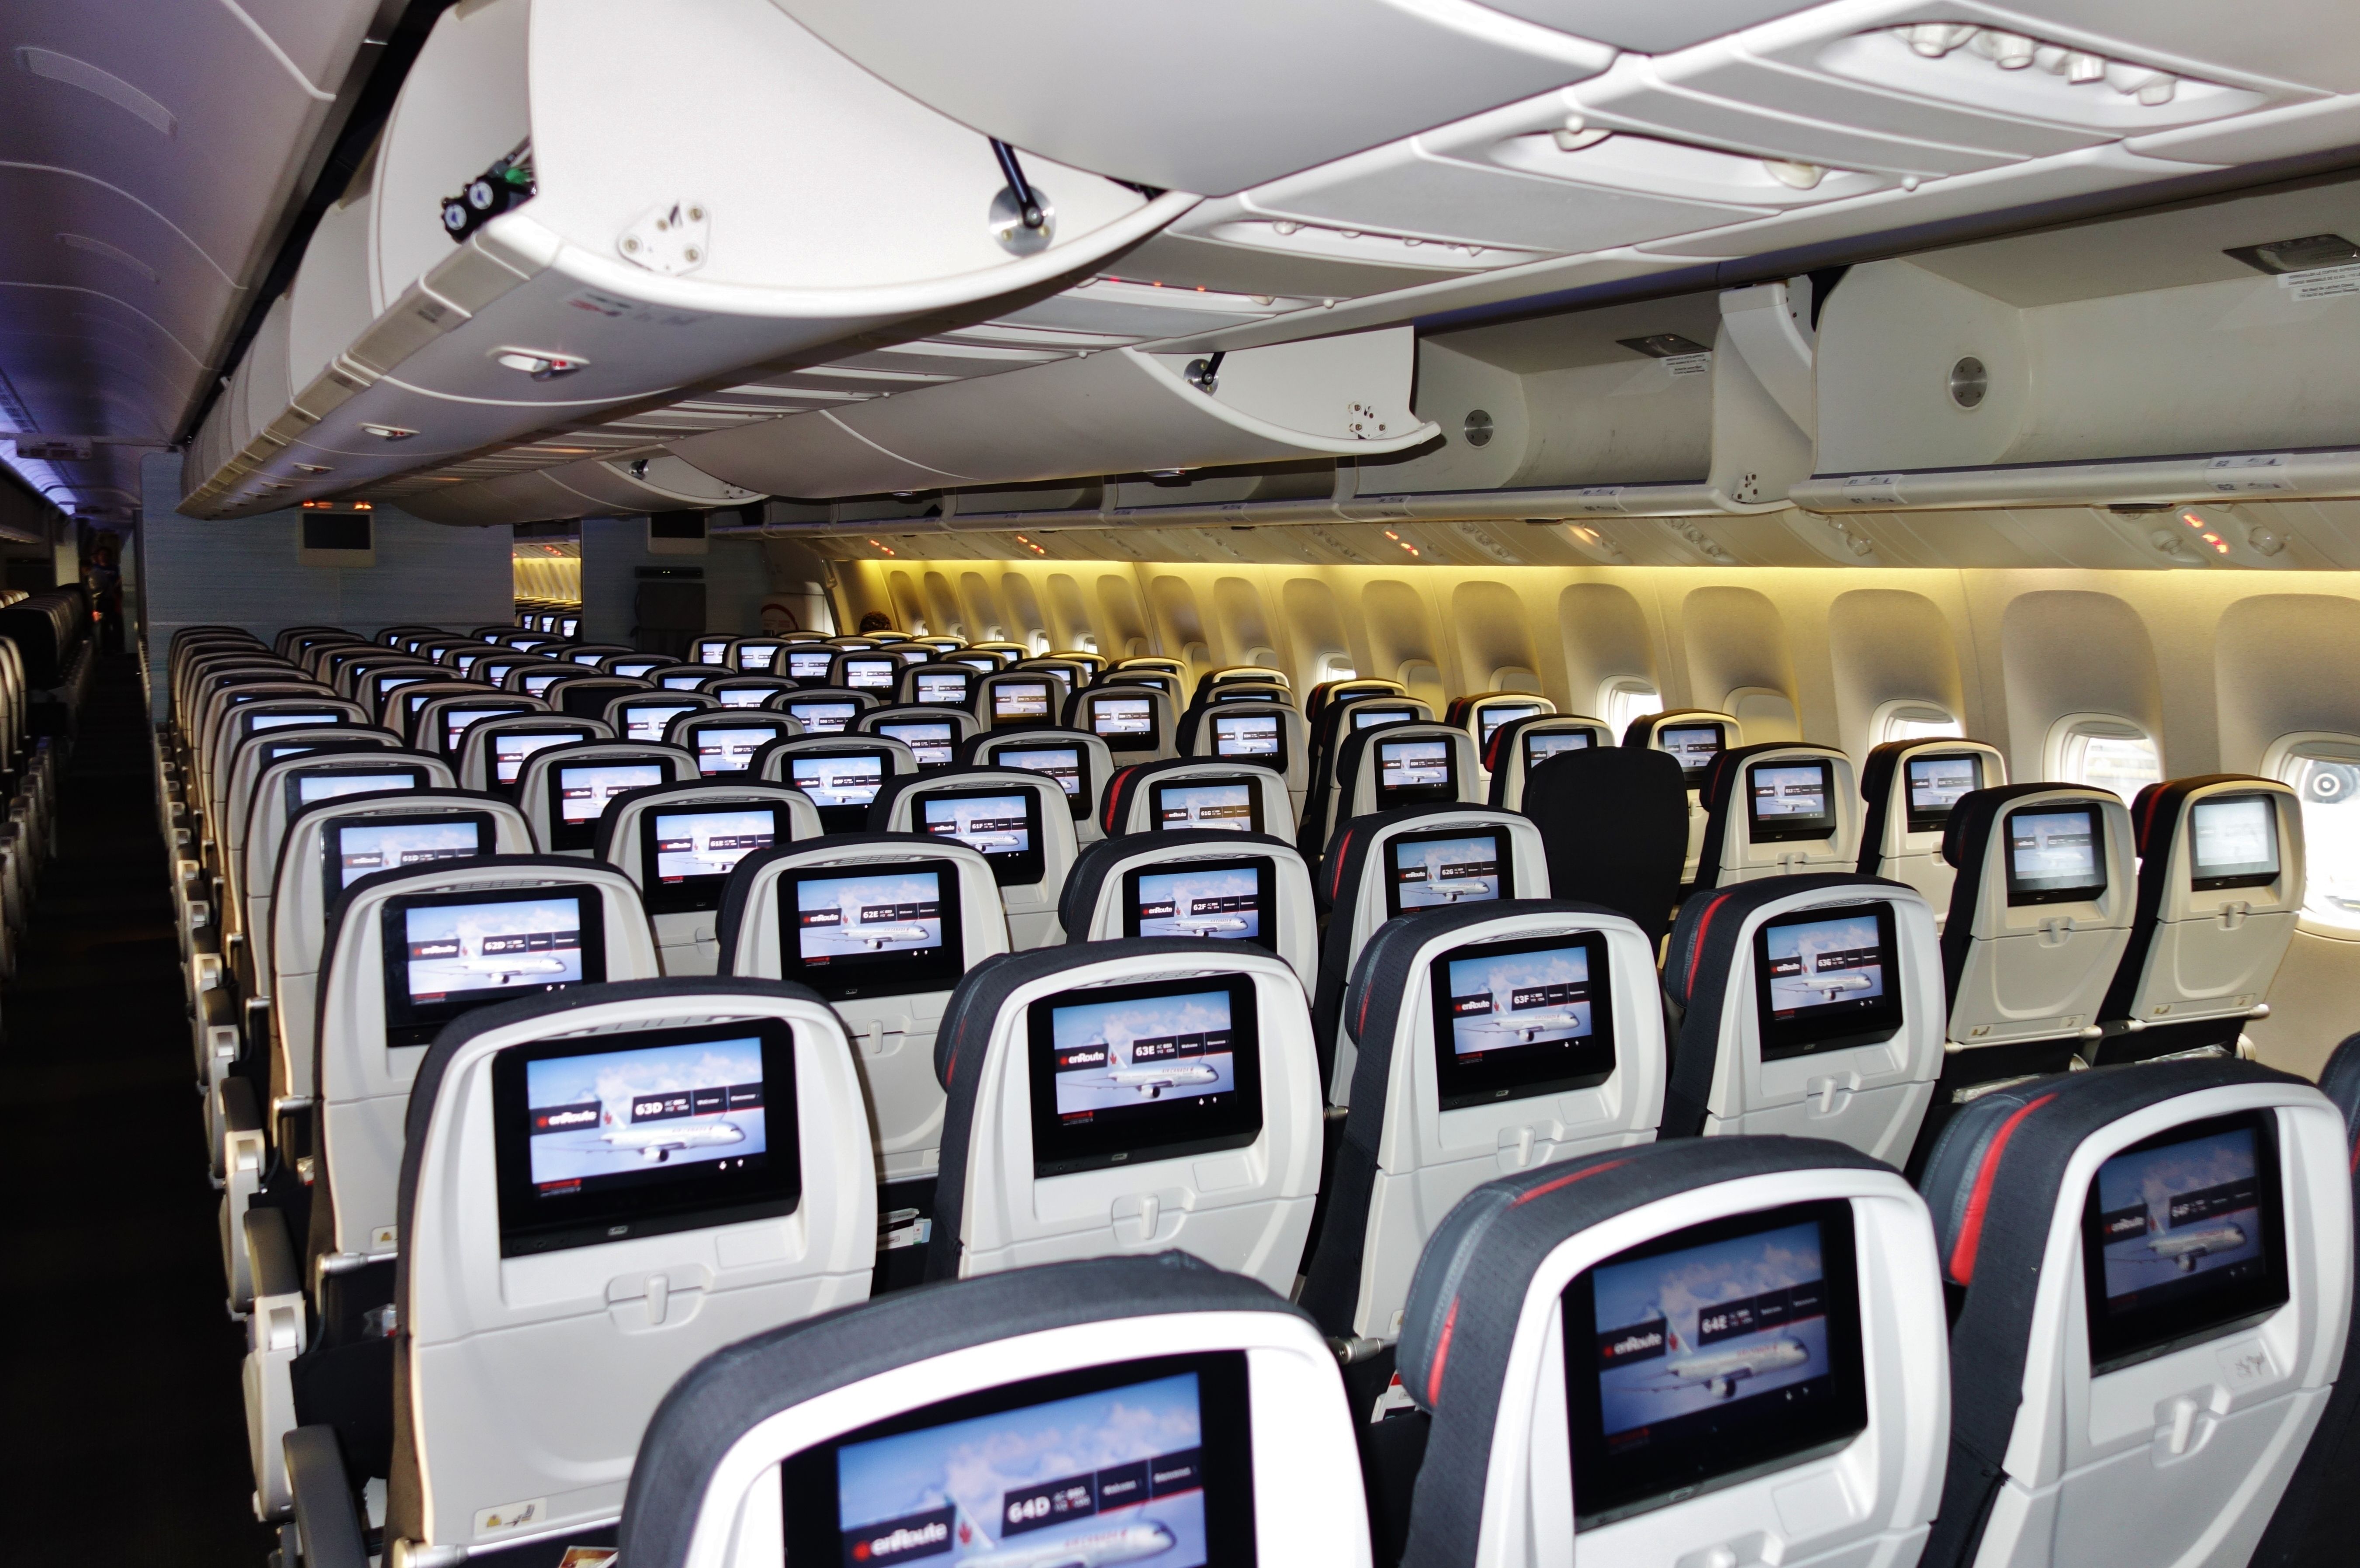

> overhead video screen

[
  {"left": 2082, "top": 1111, "right": 2288, "bottom": 1371},
  {"left": 1386, "top": 829, "right": 1509, "bottom": 917},
  {"left": 2004, "top": 805, "right": 2107, "bottom": 906},
  {"left": 1903, "top": 753, "right": 1982, "bottom": 833},
  {"left": 1564, "top": 1202, "right": 1867, "bottom": 1528},
  {"left": 1152, "top": 779, "right": 1260, "bottom": 834},
  {"left": 1027, "top": 976, "right": 1262, "bottom": 1177},
  {"left": 1125, "top": 858, "right": 1273, "bottom": 951}
]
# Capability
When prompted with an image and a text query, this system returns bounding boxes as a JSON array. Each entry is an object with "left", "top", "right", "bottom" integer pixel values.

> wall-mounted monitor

[
  {"left": 1751, "top": 902, "right": 1902, "bottom": 1060},
  {"left": 287, "top": 765, "right": 427, "bottom": 818},
  {"left": 1211, "top": 711, "right": 1285, "bottom": 772},
  {"left": 2189, "top": 794, "right": 2281, "bottom": 892},
  {"left": 1658, "top": 723, "right": 1727, "bottom": 785},
  {"left": 1384, "top": 827, "right": 1511, "bottom": 917},
  {"left": 640, "top": 803, "right": 788, "bottom": 914},
  {"left": 991, "top": 678, "right": 1056, "bottom": 727},
  {"left": 2080, "top": 1110, "right": 2287, "bottom": 1373},
  {"left": 1375, "top": 737, "right": 1457, "bottom": 807},
  {"left": 489, "top": 726, "right": 594, "bottom": 791},
  {"left": 1478, "top": 703, "right": 1545, "bottom": 747},
  {"left": 621, "top": 701, "right": 699, "bottom": 743},
  {"left": 1746, "top": 761, "right": 1837, "bottom": 844},
  {"left": 1086, "top": 694, "right": 1159, "bottom": 754},
  {"left": 381, "top": 885, "right": 606, "bottom": 1047},
  {"left": 841, "top": 657, "right": 899, "bottom": 691},
  {"left": 2004, "top": 805, "right": 2108, "bottom": 907},
  {"left": 1123, "top": 857, "right": 1275, "bottom": 951},
  {"left": 784, "top": 699, "right": 858, "bottom": 735},
  {"left": 1563, "top": 1201, "right": 1868, "bottom": 1528},
  {"left": 1903, "top": 753, "right": 1982, "bottom": 834},
  {"left": 1151, "top": 777, "right": 1261, "bottom": 835},
  {"left": 549, "top": 758, "right": 668, "bottom": 850},
  {"left": 691, "top": 723, "right": 786, "bottom": 775},
  {"left": 919, "top": 788, "right": 1044, "bottom": 885},
  {"left": 779, "top": 862, "right": 964, "bottom": 1000},
  {"left": 1026, "top": 973, "right": 1262, "bottom": 1177},
  {"left": 780, "top": 1354, "right": 1255, "bottom": 1568},
  {"left": 1523, "top": 728, "right": 1593, "bottom": 774},
  {"left": 914, "top": 671, "right": 972, "bottom": 707},
  {"left": 321, "top": 811, "right": 492, "bottom": 907},
  {"left": 786, "top": 748, "right": 890, "bottom": 833},
  {"left": 995, "top": 744, "right": 1089, "bottom": 819},
  {"left": 1428, "top": 930, "right": 1615, "bottom": 1109},
  {"left": 876, "top": 719, "right": 956, "bottom": 770}
]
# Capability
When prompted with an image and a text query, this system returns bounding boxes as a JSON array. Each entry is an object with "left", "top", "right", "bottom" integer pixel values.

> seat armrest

[
  {"left": 282, "top": 1427, "right": 368, "bottom": 1568},
  {"left": 245, "top": 1205, "right": 301, "bottom": 1304},
  {"left": 221, "top": 1074, "right": 264, "bottom": 1136}
]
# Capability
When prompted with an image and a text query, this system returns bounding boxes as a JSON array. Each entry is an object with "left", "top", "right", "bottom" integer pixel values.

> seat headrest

[
  {"left": 1939, "top": 782, "right": 2074, "bottom": 870},
  {"left": 1058, "top": 829, "right": 1298, "bottom": 942},
  {"left": 1664, "top": 872, "right": 1915, "bottom": 1010},
  {"left": 868, "top": 763, "right": 1054, "bottom": 831},
  {"left": 1392, "top": 1137, "right": 1890, "bottom": 1567},
  {"left": 1517, "top": 746, "right": 1688, "bottom": 943},
  {"left": 710, "top": 831, "right": 949, "bottom": 970},
  {"left": 2319, "top": 1033, "right": 2360, "bottom": 1135},
  {"left": 615, "top": 1253, "right": 1300, "bottom": 1568},
  {"left": 1097, "top": 756, "right": 1283, "bottom": 838},
  {"left": 1315, "top": 801, "right": 1526, "bottom": 914}
]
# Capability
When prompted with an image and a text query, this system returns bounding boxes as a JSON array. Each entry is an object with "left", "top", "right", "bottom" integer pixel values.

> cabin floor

[{"left": 0, "top": 653, "right": 273, "bottom": 1564}]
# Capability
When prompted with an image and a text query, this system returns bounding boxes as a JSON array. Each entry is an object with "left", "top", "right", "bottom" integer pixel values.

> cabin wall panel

[
  {"left": 2213, "top": 594, "right": 2360, "bottom": 771},
  {"left": 1826, "top": 588, "right": 1971, "bottom": 760},
  {"left": 1556, "top": 580, "right": 1664, "bottom": 720}
]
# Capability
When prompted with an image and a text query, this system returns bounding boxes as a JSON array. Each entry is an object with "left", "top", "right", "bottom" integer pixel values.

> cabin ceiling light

[{"left": 1889, "top": 23, "right": 2180, "bottom": 104}]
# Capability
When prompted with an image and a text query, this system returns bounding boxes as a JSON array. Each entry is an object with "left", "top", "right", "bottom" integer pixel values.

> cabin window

[
  {"left": 1601, "top": 679, "right": 1661, "bottom": 735},
  {"left": 1318, "top": 654, "right": 1356, "bottom": 682},
  {"left": 2052, "top": 716, "right": 2163, "bottom": 795},
  {"left": 2273, "top": 741, "right": 2360, "bottom": 928},
  {"left": 1876, "top": 702, "right": 1964, "bottom": 744}
]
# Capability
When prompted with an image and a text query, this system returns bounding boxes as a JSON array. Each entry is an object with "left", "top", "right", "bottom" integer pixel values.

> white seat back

[
  {"left": 1482, "top": 713, "right": 1612, "bottom": 811},
  {"left": 1325, "top": 721, "right": 1485, "bottom": 844},
  {"left": 412, "top": 692, "right": 547, "bottom": 764},
  {"left": 971, "top": 726, "right": 1115, "bottom": 845},
  {"left": 1186, "top": 698, "right": 1311, "bottom": 822},
  {"left": 248, "top": 750, "right": 451, "bottom": 983},
  {"left": 878, "top": 768, "right": 1079, "bottom": 948},
  {"left": 1059, "top": 831, "right": 1319, "bottom": 984},
  {"left": 515, "top": 739, "right": 701, "bottom": 855},
  {"left": 1069, "top": 682, "right": 1179, "bottom": 762},
  {"left": 227, "top": 729, "right": 405, "bottom": 936},
  {"left": 1697, "top": 743, "right": 1864, "bottom": 888},
  {"left": 756, "top": 733, "right": 917, "bottom": 834},
  {"left": 1857, "top": 739, "right": 2008, "bottom": 920},
  {"left": 454, "top": 713, "right": 611, "bottom": 795},
  {"left": 597, "top": 780, "right": 823, "bottom": 974},
  {"left": 1103, "top": 757, "right": 1297, "bottom": 842}
]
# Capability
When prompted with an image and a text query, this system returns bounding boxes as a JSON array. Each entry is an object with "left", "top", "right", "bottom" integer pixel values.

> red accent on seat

[
  {"left": 1682, "top": 895, "right": 1734, "bottom": 998},
  {"left": 1509, "top": 1157, "right": 1629, "bottom": 1208},
  {"left": 1426, "top": 1298, "right": 1458, "bottom": 1407},
  {"left": 1947, "top": 1092, "right": 2060, "bottom": 1284}
]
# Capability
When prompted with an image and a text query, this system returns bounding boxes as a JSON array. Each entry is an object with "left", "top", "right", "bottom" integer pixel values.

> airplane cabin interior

[{"left": 10, "top": 1, "right": 2360, "bottom": 1565}]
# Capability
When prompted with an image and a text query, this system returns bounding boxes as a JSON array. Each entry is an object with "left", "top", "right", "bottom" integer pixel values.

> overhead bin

[
  {"left": 177, "top": 0, "right": 1195, "bottom": 520},
  {"left": 398, "top": 455, "right": 761, "bottom": 528},
  {"left": 674, "top": 328, "right": 1440, "bottom": 497}
]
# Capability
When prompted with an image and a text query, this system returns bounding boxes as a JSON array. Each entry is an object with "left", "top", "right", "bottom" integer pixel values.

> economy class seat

[
  {"left": 1481, "top": 712, "right": 1611, "bottom": 812},
  {"left": 963, "top": 724, "right": 1114, "bottom": 845},
  {"left": 1857, "top": 738, "right": 2010, "bottom": 919},
  {"left": 1692, "top": 742, "right": 1863, "bottom": 889},
  {"left": 1059, "top": 829, "right": 1318, "bottom": 984},
  {"left": 872, "top": 765, "right": 1077, "bottom": 949},
  {"left": 593, "top": 777, "right": 820, "bottom": 973}
]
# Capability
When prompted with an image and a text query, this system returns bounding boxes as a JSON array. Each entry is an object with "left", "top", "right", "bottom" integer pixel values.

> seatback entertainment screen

[
  {"left": 1658, "top": 723, "right": 1726, "bottom": 785},
  {"left": 1026, "top": 974, "right": 1262, "bottom": 1177},
  {"left": 875, "top": 719, "right": 955, "bottom": 770},
  {"left": 1562, "top": 1201, "right": 1868, "bottom": 1527},
  {"left": 549, "top": 759, "right": 668, "bottom": 850},
  {"left": 920, "top": 789, "right": 1045, "bottom": 886},
  {"left": 288, "top": 766, "right": 427, "bottom": 818},
  {"left": 915, "top": 671, "right": 972, "bottom": 707},
  {"left": 1375, "top": 737, "right": 1457, "bottom": 806},
  {"left": 2081, "top": 1110, "right": 2287, "bottom": 1372},
  {"left": 1151, "top": 778, "right": 1261, "bottom": 834},
  {"left": 1523, "top": 727, "right": 1594, "bottom": 774},
  {"left": 779, "top": 1355, "right": 1255, "bottom": 1568},
  {"left": 322, "top": 812, "right": 491, "bottom": 905},
  {"left": 1747, "top": 760, "right": 1837, "bottom": 844},
  {"left": 2004, "top": 805, "right": 2108, "bottom": 906},
  {"left": 1478, "top": 703, "right": 1544, "bottom": 747},
  {"left": 780, "top": 863, "right": 963, "bottom": 1000},
  {"left": 1385, "top": 827, "right": 1511, "bottom": 917},
  {"left": 490, "top": 727, "right": 591, "bottom": 789},
  {"left": 1428, "top": 930, "right": 1614, "bottom": 1109},
  {"left": 1903, "top": 753, "right": 1982, "bottom": 834},
  {"left": 1122, "top": 857, "right": 1274, "bottom": 951},
  {"left": 997, "top": 745, "right": 1088, "bottom": 818},
  {"left": 787, "top": 749, "right": 890, "bottom": 832},
  {"left": 785, "top": 699, "right": 858, "bottom": 734},
  {"left": 786, "top": 648, "right": 835, "bottom": 682},
  {"left": 621, "top": 701, "right": 699, "bottom": 744},
  {"left": 1751, "top": 902, "right": 1903, "bottom": 1060},
  {"left": 381, "top": 886, "right": 606, "bottom": 1047},
  {"left": 691, "top": 723, "right": 785, "bottom": 775},
  {"left": 991, "top": 679, "right": 1055, "bottom": 726},
  {"left": 641, "top": 804, "right": 786, "bottom": 914},
  {"left": 2189, "top": 794, "right": 2281, "bottom": 891},
  {"left": 1211, "top": 711, "right": 1285, "bottom": 771},
  {"left": 842, "top": 656, "right": 899, "bottom": 691},
  {"left": 493, "top": 1018, "right": 798, "bottom": 1256},
  {"left": 1089, "top": 695, "right": 1158, "bottom": 753}
]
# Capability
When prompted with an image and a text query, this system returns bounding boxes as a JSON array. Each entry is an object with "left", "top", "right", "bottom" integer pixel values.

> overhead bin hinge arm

[{"left": 990, "top": 139, "right": 1048, "bottom": 232}]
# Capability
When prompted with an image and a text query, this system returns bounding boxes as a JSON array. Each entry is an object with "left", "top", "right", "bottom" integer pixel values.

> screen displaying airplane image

[
  {"left": 2007, "top": 806, "right": 2105, "bottom": 900},
  {"left": 1091, "top": 698, "right": 1153, "bottom": 737},
  {"left": 403, "top": 896, "right": 585, "bottom": 1003},
  {"left": 1212, "top": 713, "right": 1280, "bottom": 759},
  {"left": 1134, "top": 866, "right": 1263, "bottom": 943},
  {"left": 787, "top": 649, "right": 835, "bottom": 680},
  {"left": 1155, "top": 782, "right": 1254, "bottom": 832},
  {"left": 844, "top": 658, "right": 898, "bottom": 690},
  {"left": 790, "top": 754, "right": 885, "bottom": 809},
  {"left": 523, "top": 1035, "right": 766, "bottom": 1192},
  {"left": 1391, "top": 834, "right": 1504, "bottom": 910},
  {"left": 795, "top": 870, "right": 945, "bottom": 961},
  {"left": 693, "top": 726, "right": 781, "bottom": 773},
  {"left": 1659, "top": 725, "right": 1724, "bottom": 779},
  {"left": 2190, "top": 796, "right": 2280, "bottom": 887},
  {"left": 1443, "top": 945, "right": 1594, "bottom": 1062},
  {"left": 557, "top": 762, "right": 666, "bottom": 824},
  {"left": 830, "top": 1371, "right": 1208, "bottom": 1568},
  {"left": 492, "top": 731, "right": 579, "bottom": 784},
  {"left": 1591, "top": 1219, "right": 1834, "bottom": 1441},
  {"left": 1906, "top": 755, "right": 1982, "bottom": 825},
  {"left": 788, "top": 702, "right": 857, "bottom": 734},
  {"left": 1049, "top": 988, "right": 1237, "bottom": 1120},
  {"left": 1377, "top": 739, "right": 1452, "bottom": 792},
  {"left": 332, "top": 819, "right": 484, "bottom": 889},
  {"left": 1761, "top": 913, "right": 1885, "bottom": 1020},
  {"left": 738, "top": 644, "right": 779, "bottom": 669},
  {"left": 917, "top": 672, "right": 970, "bottom": 706},
  {"left": 879, "top": 722, "right": 956, "bottom": 768},
  {"left": 1479, "top": 704, "right": 1543, "bottom": 745},
  {"left": 443, "top": 706, "right": 517, "bottom": 751},
  {"left": 1750, "top": 764, "right": 1829, "bottom": 823},
  {"left": 296, "top": 771, "right": 419, "bottom": 806},
  {"left": 1000, "top": 747, "right": 1083, "bottom": 797},
  {"left": 2092, "top": 1124, "right": 2268, "bottom": 1314},
  {"left": 623, "top": 703, "right": 697, "bottom": 743},
  {"left": 994, "top": 681, "right": 1053, "bottom": 720},
  {"left": 921, "top": 794, "right": 1033, "bottom": 857},
  {"left": 651, "top": 808, "right": 777, "bottom": 883},
  {"left": 1524, "top": 729, "right": 1593, "bottom": 770},
  {"left": 1353, "top": 706, "right": 1413, "bottom": 731}
]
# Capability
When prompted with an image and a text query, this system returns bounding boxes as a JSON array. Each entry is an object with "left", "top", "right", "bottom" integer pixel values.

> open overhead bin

[
  {"left": 397, "top": 455, "right": 761, "bottom": 528},
  {"left": 673, "top": 328, "right": 1440, "bottom": 497},
  {"left": 1793, "top": 180, "right": 2360, "bottom": 512},
  {"left": 177, "top": 0, "right": 1194, "bottom": 520}
]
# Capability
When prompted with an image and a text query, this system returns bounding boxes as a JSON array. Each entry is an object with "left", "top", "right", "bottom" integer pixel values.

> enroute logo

[{"left": 844, "top": 1505, "right": 953, "bottom": 1564}]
